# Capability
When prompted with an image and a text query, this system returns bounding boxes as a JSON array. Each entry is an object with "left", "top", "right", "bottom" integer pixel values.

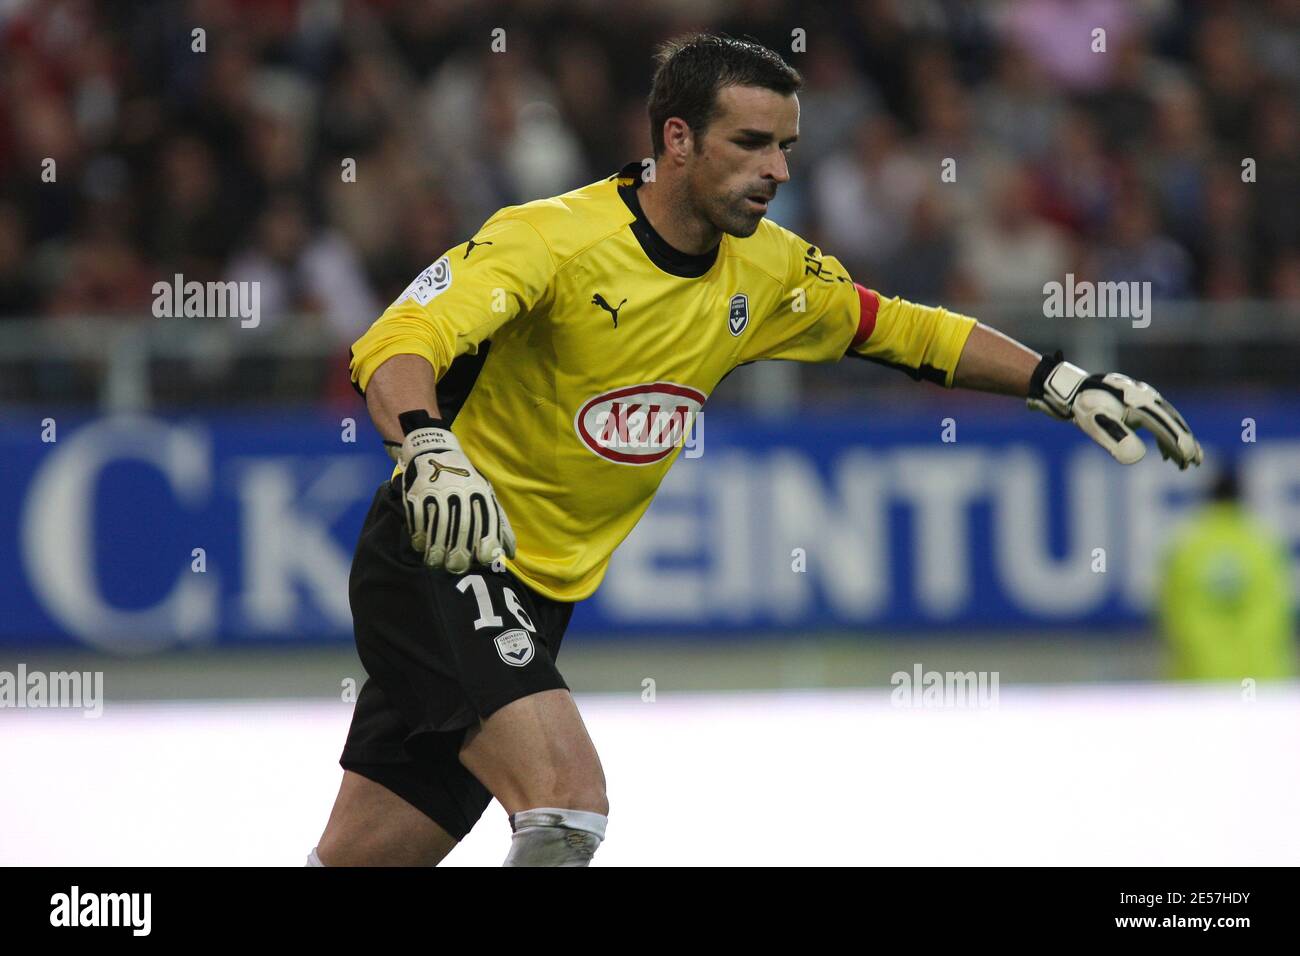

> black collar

[{"left": 613, "top": 160, "right": 720, "bottom": 278}]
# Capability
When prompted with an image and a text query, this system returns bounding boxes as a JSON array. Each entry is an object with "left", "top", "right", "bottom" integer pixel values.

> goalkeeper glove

[
  {"left": 1027, "top": 351, "right": 1204, "bottom": 469},
  {"left": 385, "top": 410, "right": 517, "bottom": 573}
]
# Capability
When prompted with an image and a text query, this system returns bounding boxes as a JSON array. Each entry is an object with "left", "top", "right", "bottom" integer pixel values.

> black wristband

[
  {"left": 1028, "top": 349, "right": 1065, "bottom": 400},
  {"left": 397, "top": 409, "right": 448, "bottom": 435}
]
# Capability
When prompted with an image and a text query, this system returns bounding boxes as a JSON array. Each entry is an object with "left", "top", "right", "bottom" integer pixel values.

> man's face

[{"left": 683, "top": 85, "right": 798, "bottom": 237}]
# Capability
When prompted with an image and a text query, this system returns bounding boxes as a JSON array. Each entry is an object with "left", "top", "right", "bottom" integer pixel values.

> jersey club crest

[{"left": 728, "top": 292, "right": 749, "bottom": 336}]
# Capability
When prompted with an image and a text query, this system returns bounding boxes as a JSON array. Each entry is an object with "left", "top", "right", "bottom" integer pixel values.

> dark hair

[
  {"left": 647, "top": 33, "right": 802, "bottom": 157},
  {"left": 1211, "top": 462, "right": 1240, "bottom": 502}
]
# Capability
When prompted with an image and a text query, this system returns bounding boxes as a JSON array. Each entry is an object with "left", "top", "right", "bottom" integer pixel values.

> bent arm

[
  {"left": 349, "top": 213, "right": 557, "bottom": 444},
  {"left": 364, "top": 354, "right": 443, "bottom": 444}
]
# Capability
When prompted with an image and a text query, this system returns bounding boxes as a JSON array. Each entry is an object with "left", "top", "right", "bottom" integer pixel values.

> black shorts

[{"left": 340, "top": 479, "right": 575, "bottom": 841}]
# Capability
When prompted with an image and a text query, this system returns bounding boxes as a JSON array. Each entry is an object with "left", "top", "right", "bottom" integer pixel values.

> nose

[{"left": 763, "top": 148, "right": 791, "bottom": 186}]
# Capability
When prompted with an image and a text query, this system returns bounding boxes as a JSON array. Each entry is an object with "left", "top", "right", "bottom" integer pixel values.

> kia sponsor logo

[{"left": 575, "top": 383, "right": 706, "bottom": 464}]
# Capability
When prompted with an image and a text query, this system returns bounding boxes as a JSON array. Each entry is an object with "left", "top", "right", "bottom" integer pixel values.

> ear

[{"left": 661, "top": 117, "right": 694, "bottom": 163}]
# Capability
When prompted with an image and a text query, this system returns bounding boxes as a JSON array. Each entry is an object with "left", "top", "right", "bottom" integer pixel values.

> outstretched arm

[
  {"left": 949, "top": 323, "right": 1039, "bottom": 397},
  {"left": 757, "top": 234, "right": 1203, "bottom": 471},
  {"left": 949, "top": 321, "right": 1204, "bottom": 470}
]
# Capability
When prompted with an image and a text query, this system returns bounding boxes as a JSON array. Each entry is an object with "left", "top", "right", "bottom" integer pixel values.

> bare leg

[
  {"left": 458, "top": 688, "right": 608, "bottom": 816},
  {"left": 458, "top": 689, "right": 608, "bottom": 865},
  {"left": 314, "top": 770, "right": 459, "bottom": 866}
]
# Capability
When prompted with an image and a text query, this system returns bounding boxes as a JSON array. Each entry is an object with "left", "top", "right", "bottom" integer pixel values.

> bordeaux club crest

[
  {"left": 728, "top": 292, "right": 749, "bottom": 336},
  {"left": 494, "top": 628, "right": 535, "bottom": 667}
]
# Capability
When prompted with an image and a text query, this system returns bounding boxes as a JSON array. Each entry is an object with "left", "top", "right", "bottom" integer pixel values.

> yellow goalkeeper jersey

[{"left": 349, "top": 161, "right": 977, "bottom": 601}]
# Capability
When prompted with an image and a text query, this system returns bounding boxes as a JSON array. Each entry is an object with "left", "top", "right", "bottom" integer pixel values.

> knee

[
  {"left": 316, "top": 826, "right": 359, "bottom": 866},
  {"left": 550, "top": 771, "right": 608, "bottom": 817},
  {"left": 566, "top": 785, "right": 609, "bottom": 818},
  {"left": 315, "top": 829, "right": 348, "bottom": 865}
]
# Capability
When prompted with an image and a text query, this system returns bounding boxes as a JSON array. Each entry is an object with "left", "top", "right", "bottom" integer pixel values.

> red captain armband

[{"left": 850, "top": 284, "right": 879, "bottom": 349}]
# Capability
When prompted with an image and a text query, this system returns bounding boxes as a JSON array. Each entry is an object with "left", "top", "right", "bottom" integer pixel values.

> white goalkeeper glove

[
  {"left": 385, "top": 411, "right": 517, "bottom": 573},
  {"left": 1027, "top": 351, "right": 1204, "bottom": 469}
]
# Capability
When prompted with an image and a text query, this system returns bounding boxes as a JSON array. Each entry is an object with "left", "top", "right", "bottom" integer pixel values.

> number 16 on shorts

[{"left": 456, "top": 573, "right": 538, "bottom": 667}]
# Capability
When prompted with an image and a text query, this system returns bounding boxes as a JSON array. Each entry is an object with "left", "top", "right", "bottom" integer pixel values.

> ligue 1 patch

[
  {"left": 393, "top": 256, "right": 451, "bottom": 307},
  {"left": 728, "top": 292, "right": 749, "bottom": 336},
  {"left": 494, "top": 628, "right": 535, "bottom": 667}
]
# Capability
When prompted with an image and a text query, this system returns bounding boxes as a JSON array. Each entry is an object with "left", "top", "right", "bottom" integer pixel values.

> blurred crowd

[{"left": 1, "top": 0, "right": 1298, "bottom": 342}]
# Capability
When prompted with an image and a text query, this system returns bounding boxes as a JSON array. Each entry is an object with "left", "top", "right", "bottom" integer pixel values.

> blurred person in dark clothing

[
  {"left": 1250, "top": 85, "right": 1300, "bottom": 291},
  {"left": 1088, "top": 190, "right": 1193, "bottom": 299},
  {"left": 0, "top": 203, "right": 40, "bottom": 316},
  {"left": 1194, "top": 11, "right": 1261, "bottom": 147},
  {"left": 225, "top": 192, "right": 378, "bottom": 339},
  {"left": 1193, "top": 161, "right": 1255, "bottom": 296},
  {"left": 881, "top": 187, "right": 959, "bottom": 304},
  {"left": 958, "top": 160, "right": 1072, "bottom": 303},
  {"left": 1267, "top": 248, "right": 1300, "bottom": 303},
  {"left": 1033, "top": 109, "right": 1115, "bottom": 239},
  {"left": 144, "top": 134, "right": 241, "bottom": 281},
  {"left": 46, "top": 222, "right": 156, "bottom": 316}
]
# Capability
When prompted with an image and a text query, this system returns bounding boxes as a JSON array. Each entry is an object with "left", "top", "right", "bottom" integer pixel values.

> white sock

[
  {"left": 503, "top": 807, "right": 607, "bottom": 867},
  {"left": 306, "top": 847, "right": 325, "bottom": 867}
]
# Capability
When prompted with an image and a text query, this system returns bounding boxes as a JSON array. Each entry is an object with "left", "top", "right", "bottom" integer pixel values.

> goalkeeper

[{"left": 309, "top": 34, "right": 1202, "bottom": 868}]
